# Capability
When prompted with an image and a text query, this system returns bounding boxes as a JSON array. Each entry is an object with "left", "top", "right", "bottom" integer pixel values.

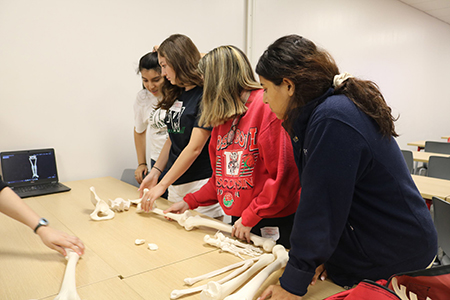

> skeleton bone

[
  {"left": 109, "top": 198, "right": 130, "bottom": 212},
  {"left": 129, "top": 188, "right": 149, "bottom": 205},
  {"left": 53, "top": 249, "right": 81, "bottom": 300},
  {"left": 89, "top": 187, "right": 114, "bottom": 221},
  {"left": 224, "top": 245, "right": 288, "bottom": 300},
  {"left": 181, "top": 215, "right": 276, "bottom": 252},
  {"left": 200, "top": 253, "right": 274, "bottom": 300},
  {"left": 206, "top": 232, "right": 263, "bottom": 258},
  {"left": 136, "top": 201, "right": 192, "bottom": 227},
  {"left": 204, "top": 234, "right": 261, "bottom": 260},
  {"left": 134, "top": 190, "right": 275, "bottom": 251},
  {"left": 171, "top": 258, "right": 256, "bottom": 299},
  {"left": 184, "top": 257, "right": 259, "bottom": 286}
]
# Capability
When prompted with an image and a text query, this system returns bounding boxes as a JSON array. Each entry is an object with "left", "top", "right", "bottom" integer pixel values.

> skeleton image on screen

[{"left": 29, "top": 155, "right": 39, "bottom": 179}]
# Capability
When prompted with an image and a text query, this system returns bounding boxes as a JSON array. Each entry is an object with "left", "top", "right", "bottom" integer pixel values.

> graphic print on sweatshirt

[
  {"left": 167, "top": 100, "right": 186, "bottom": 134},
  {"left": 215, "top": 126, "right": 259, "bottom": 208}
]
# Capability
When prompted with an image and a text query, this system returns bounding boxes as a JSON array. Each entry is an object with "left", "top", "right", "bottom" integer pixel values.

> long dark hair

[
  {"left": 137, "top": 51, "right": 161, "bottom": 74},
  {"left": 156, "top": 34, "right": 203, "bottom": 110},
  {"left": 256, "top": 34, "right": 398, "bottom": 138},
  {"left": 137, "top": 51, "right": 161, "bottom": 90}
]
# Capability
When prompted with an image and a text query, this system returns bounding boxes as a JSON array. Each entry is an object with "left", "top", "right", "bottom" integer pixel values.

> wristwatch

[{"left": 34, "top": 218, "right": 49, "bottom": 234}]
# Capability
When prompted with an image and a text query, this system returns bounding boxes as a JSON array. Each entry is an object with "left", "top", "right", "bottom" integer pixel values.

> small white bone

[
  {"left": 53, "top": 249, "right": 81, "bottom": 300},
  {"left": 224, "top": 245, "right": 288, "bottom": 300},
  {"left": 135, "top": 239, "right": 145, "bottom": 245},
  {"left": 200, "top": 253, "right": 274, "bottom": 300},
  {"left": 171, "top": 258, "right": 255, "bottom": 299},
  {"left": 148, "top": 243, "right": 158, "bottom": 251},
  {"left": 184, "top": 257, "right": 259, "bottom": 286},
  {"left": 89, "top": 187, "right": 114, "bottom": 221},
  {"left": 109, "top": 198, "right": 130, "bottom": 212}
]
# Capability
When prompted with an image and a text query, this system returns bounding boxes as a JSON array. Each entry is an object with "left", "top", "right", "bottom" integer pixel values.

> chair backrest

[
  {"left": 401, "top": 150, "right": 414, "bottom": 174},
  {"left": 425, "top": 141, "right": 450, "bottom": 154},
  {"left": 428, "top": 156, "right": 450, "bottom": 180},
  {"left": 120, "top": 168, "right": 140, "bottom": 187},
  {"left": 432, "top": 197, "right": 450, "bottom": 264}
]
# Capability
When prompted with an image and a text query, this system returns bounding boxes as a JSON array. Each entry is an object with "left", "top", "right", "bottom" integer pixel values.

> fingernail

[{"left": 321, "top": 275, "right": 325, "bottom": 281}]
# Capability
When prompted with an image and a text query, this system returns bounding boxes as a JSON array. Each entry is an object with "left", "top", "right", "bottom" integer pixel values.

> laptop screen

[{"left": 0, "top": 148, "right": 59, "bottom": 186}]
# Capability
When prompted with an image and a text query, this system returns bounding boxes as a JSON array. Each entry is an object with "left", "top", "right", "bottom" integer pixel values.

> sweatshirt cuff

[
  {"left": 241, "top": 207, "right": 263, "bottom": 227},
  {"left": 279, "top": 260, "right": 314, "bottom": 297},
  {"left": 183, "top": 193, "right": 199, "bottom": 210}
]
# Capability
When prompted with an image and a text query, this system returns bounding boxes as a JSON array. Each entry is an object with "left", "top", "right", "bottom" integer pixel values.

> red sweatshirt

[{"left": 184, "top": 89, "right": 301, "bottom": 227}]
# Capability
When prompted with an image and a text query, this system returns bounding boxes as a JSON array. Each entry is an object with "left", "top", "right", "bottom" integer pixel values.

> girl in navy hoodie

[{"left": 256, "top": 35, "right": 437, "bottom": 300}]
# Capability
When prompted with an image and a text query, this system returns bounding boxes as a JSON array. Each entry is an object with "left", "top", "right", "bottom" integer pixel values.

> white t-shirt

[{"left": 133, "top": 89, "right": 168, "bottom": 162}]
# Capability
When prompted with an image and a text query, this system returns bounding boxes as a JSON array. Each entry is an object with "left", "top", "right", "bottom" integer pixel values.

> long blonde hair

[{"left": 198, "top": 45, "right": 261, "bottom": 127}]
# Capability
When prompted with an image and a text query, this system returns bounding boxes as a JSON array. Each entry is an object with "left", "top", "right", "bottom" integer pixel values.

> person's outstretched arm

[{"left": 0, "top": 185, "right": 85, "bottom": 256}]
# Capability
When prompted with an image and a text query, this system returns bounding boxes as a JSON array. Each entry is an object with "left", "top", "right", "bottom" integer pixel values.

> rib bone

[{"left": 53, "top": 249, "right": 81, "bottom": 300}]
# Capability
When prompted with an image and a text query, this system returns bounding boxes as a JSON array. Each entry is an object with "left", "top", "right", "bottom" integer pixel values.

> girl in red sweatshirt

[{"left": 165, "top": 45, "right": 301, "bottom": 248}]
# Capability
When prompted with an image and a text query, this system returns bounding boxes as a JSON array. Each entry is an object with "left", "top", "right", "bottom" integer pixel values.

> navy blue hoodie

[{"left": 280, "top": 88, "right": 437, "bottom": 296}]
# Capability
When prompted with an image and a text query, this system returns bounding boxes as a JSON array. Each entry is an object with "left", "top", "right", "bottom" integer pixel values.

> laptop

[{"left": 0, "top": 148, "right": 71, "bottom": 198}]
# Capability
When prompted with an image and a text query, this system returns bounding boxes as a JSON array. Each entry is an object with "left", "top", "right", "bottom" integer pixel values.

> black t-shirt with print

[{"left": 165, "top": 86, "right": 212, "bottom": 185}]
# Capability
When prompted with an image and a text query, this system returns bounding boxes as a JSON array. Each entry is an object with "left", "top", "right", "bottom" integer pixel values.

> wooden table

[
  {"left": 0, "top": 177, "right": 344, "bottom": 300},
  {"left": 412, "top": 175, "right": 450, "bottom": 201},
  {"left": 407, "top": 140, "right": 426, "bottom": 150},
  {"left": 412, "top": 151, "right": 450, "bottom": 163}
]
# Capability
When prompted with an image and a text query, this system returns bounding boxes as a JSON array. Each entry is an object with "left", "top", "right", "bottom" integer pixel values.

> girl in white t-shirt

[{"left": 133, "top": 52, "right": 169, "bottom": 197}]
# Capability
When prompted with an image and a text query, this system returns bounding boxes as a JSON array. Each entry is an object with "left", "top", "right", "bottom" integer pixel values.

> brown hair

[
  {"left": 256, "top": 34, "right": 398, "bottom": 138},
  {"left": 156, "top": 34, "right": 203, "bottom": 110}
]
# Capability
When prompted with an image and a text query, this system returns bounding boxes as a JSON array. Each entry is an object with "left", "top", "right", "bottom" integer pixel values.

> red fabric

[
  {"left": 326, "top": 280, "right": 400, "bottom": 300},
  {"left": 388, "top": 273, "right": 450, "bottom": 300},
  {"left": 184, "top": 89, "right": 301, "bottom": 227}
]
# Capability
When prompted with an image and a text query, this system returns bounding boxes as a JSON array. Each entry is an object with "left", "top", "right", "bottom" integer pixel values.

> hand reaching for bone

[
  {"left": 231, "top": 218, "right": 252, "bottom": 244},
  {"left": 37, "top": 226, "right": 84, "bottom": 257}
]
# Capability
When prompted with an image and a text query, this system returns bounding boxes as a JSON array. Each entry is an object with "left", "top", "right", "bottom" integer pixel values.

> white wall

[
  {"left": 1, "top": 0, "right": 449, "bottom": 182},
  {"left": 0, "top": 0, "right": 246, "bottom": 181},
  {"left": 251, "top": 0, "right": 450, "bottom": 151}
]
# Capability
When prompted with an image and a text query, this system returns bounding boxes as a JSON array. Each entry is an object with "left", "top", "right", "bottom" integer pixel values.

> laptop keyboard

[{"left": 15, "top": 183, "right": 60, "bottom": 193}]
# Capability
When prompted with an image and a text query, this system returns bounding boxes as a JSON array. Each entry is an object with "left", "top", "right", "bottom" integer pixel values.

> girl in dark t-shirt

[{"left": 139, "top": 34, "right": 223, "bottom": 219}]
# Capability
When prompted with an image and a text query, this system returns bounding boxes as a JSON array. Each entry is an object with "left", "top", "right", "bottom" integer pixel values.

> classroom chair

[
  {"left": 432, "top": 197, "right": 450, "bottom": 265},
  {"left": 427, "top": 156, "right": 450, "bottom": 180},
  {"left": 425, "top": 141, "right": 450, "bottom": 155},
  {"left": 120, "top": 168, "right": 140, "bottom": 188},
  {"left": 401, "top": 149, "right": 414, "bottom": 174}
]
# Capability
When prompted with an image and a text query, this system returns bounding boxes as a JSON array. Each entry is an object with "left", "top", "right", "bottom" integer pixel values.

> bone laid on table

[{"left": 0, "top": 176, "right": 345, "bottom": 300}]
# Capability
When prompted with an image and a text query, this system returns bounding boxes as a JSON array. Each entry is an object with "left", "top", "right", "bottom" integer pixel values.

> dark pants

[{"left": 232, "top": 213, "right": 296, "bottom": 249}]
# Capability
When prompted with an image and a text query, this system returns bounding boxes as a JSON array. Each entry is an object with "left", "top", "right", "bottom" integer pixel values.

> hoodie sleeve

[
  {"left": 183, "top": 130, "right": 220, "bottom": 209},
  {"left": 280, "top": 117, "right": 371, "bottom": 296},
  {"left": 241, "top": 117, "right": 301, "bottom": 227}
]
